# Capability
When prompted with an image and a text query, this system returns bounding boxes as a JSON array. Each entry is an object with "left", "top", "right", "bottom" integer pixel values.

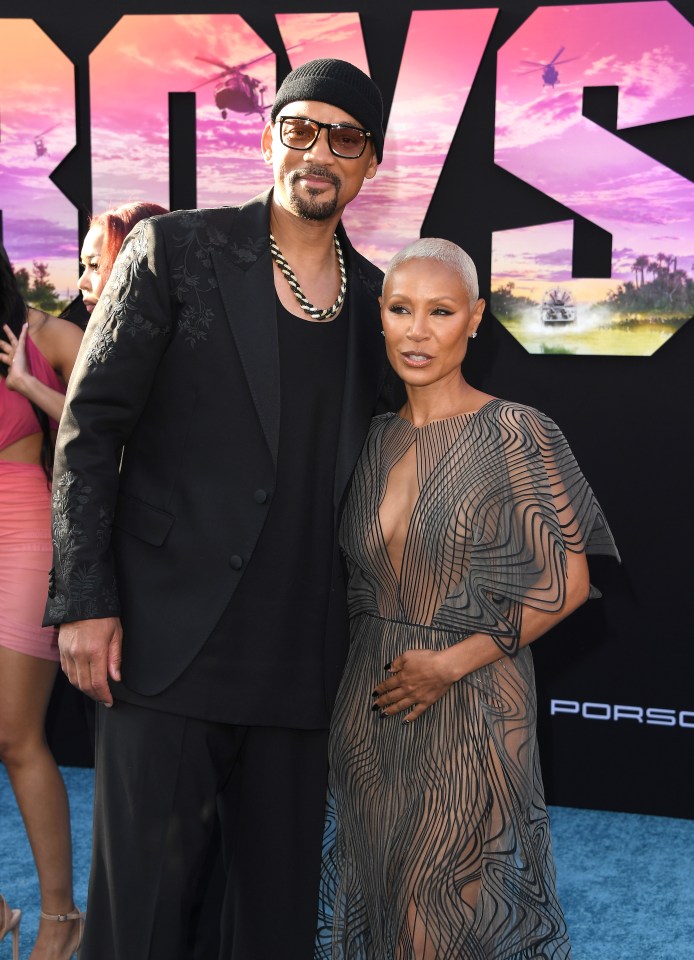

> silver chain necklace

[{"left": 269, "top": 233, "right": 347, "bottom": 322}]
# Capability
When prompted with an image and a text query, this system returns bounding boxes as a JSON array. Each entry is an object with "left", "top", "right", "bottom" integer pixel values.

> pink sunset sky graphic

[
  {"left": 1, "top": 2, "right": 692, "bottom": 332},
  {"left": 0, "top": 20, "right": 76, "bottom": 295},
  {"left": 2, "top": 10, "right": 496, "bottom": 290},
  {"left": 493, "top": 1, "right": 694, "bottom": 307}
]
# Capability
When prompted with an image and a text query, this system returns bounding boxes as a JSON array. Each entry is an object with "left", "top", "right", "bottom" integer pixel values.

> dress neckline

[{"left": 394, "top": 398, "right": 498, "bottom": 430}]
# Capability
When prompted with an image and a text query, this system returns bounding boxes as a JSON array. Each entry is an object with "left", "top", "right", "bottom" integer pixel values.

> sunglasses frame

[{"left": 276, "top": 115, "right": 372, "bottom": 159}]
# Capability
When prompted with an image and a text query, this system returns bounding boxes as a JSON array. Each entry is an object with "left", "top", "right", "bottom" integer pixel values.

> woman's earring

[
  {"left": 381, "top": 330, "right": 385, "bottom": 337},
  {"left": 470, "top": 331, "right": 478, "bottom": 339}
]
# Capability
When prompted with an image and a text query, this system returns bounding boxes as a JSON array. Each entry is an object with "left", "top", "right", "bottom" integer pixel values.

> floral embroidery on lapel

[
  {"left": 357, "top": 265, "right": 382, "bottom": 299},
  {"left": 170, "top": 211, "right": 232, "bottom": 346},
  {"left": 226, "top": 236, "right": 267, "bottom": 267}
]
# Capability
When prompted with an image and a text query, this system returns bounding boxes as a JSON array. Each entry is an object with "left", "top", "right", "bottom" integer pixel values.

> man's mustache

[{"left": 290, "top": 166, "right": 341, "bottom": 190}]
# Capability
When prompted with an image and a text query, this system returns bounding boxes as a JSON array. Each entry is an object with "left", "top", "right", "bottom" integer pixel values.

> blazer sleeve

[{"left": 44, "top": 218, "right": 174, "bottom": 625}]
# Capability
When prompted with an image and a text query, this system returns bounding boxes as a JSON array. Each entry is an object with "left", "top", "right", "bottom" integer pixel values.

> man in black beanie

[{"left": 47, "top": 58, "right": 393, "bottom": 958}]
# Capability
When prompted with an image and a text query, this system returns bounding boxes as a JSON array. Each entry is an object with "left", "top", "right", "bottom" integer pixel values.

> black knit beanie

[{"left": 270, "top": 58, "right": 384, "bottom": 163}]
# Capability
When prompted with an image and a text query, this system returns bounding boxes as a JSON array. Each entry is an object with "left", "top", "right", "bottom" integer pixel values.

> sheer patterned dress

[{"left": 318, "top": 399, "right": 619, "bottom": 960}]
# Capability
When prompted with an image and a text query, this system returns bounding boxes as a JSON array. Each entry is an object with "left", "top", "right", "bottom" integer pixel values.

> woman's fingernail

[
  {"left": 371, "top": 704, "right": 379, "bottom": 712},
  {"left": 384, "top": 662, "right": 391, "bottom": 671}
]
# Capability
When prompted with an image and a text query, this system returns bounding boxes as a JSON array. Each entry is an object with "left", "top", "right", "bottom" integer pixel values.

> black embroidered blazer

[{"left": 45, "top": 189, "right": 389, "bottom": 703}]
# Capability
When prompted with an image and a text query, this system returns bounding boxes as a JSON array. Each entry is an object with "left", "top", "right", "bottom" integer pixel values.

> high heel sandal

[
  {"left": 39, "top": 908, "right": 85, "bottom": 959},
  {"left": 0, "top": 894, "right": 21, "bottom": 960}
]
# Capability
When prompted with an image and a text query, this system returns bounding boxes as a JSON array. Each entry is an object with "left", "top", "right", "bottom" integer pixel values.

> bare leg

[{"left": 0, "top": 645, "right": 80, "bottom": 959}]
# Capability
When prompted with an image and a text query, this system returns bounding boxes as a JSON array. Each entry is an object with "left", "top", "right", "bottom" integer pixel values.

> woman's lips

[{"left": 401, "top": 351, "right": 433, "bottom": 367}]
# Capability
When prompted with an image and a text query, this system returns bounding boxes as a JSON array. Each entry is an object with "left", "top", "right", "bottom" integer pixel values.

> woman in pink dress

[
  {"left": 1, "top": 243, "right": 84, "bottom": 959},
  {"left": 0, "top": 202, "right": 166, "bottom": 959}
]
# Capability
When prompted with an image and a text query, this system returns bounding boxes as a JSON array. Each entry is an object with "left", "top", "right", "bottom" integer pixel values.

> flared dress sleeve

[{"left": 432, "top": 402, "right": 620, "bottom": 655}]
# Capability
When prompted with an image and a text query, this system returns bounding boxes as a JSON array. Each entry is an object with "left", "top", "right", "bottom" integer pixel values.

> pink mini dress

[{"left": 0, "top": 336, "right": 66, "bottom": 661}]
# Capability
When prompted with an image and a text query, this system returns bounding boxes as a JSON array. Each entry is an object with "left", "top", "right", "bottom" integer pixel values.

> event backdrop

[{"left": 1, "top": 0, "right": 693, "bottom": 817}]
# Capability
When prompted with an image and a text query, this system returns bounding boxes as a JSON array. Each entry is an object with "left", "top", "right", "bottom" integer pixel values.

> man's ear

[
  {"left": 261, "top": 122, "right": 274, "bottom": 163},
  {"left": 364, "top": 144, "right": 378, "bottom": 180}
]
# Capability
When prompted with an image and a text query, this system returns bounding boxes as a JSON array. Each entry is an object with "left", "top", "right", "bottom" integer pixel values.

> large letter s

[{"left": 492, "top": 2, "right": 694, "bottom": 356}]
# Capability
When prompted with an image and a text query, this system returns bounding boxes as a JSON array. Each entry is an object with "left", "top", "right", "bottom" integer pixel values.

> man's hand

[{"left": 58, "top": 617, "right": 123, "bottom": 707}]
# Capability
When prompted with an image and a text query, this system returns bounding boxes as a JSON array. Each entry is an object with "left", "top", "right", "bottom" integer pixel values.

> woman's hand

[
  {"left": 1, "top": 317, "right": 80, "bottom": 421},
  {"left": 1, "top": 323, "right": 31, "bottom": 393},
  {"left": 372, "top": 648, "right": 461, "bottom": 723}
]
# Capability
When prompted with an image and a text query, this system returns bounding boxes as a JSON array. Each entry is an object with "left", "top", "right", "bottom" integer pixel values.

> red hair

[{"left": 90, "top": 201, "right": 168, "bottom": 284}]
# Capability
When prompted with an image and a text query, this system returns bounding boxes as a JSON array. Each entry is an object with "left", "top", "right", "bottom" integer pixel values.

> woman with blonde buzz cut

[{"left": 319, "top": 238, "right": 619, "bottom": 959}]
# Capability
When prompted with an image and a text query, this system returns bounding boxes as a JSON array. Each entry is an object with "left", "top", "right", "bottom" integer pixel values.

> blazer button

[
  {"left": 229, "top": 555, "right": 244, "bottom": 570},
  {"left": 253, "top": 489, "right": 269, "bottom": 504}
]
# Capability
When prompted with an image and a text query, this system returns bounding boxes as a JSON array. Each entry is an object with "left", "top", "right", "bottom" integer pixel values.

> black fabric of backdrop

[{"left": 1, "top": 0, "right": 692, "bottom": 818}]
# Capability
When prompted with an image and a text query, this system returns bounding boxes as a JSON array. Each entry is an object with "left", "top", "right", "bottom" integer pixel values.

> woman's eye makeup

[{"left": 386, "top": 302, "right": 456, "bottom": 315}]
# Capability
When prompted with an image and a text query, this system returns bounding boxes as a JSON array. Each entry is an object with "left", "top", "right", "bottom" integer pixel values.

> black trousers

[{"left": 81, "top": 700, "right": 329, "bottom": 960}]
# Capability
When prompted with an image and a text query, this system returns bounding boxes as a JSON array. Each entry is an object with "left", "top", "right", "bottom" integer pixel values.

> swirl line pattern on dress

[{"left": 318, "top": 399, "right": 619, "bottom": 959}]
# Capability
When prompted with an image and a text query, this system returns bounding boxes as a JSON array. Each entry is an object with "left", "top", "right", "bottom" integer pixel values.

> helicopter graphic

[
  {"left": 34, "top": 124, "right": 59, "bottom": 158},
  {"left": 190, "top": 53, "right": 275, "bottom": 119},
  {"left": 520, "top": 47, "right": 580, "bottom": 87}
]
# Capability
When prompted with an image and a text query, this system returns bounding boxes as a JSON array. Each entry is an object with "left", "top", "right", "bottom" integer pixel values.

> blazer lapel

[
  {"left": 334, "top": 240, "right": 385, "bottom": 508},
  {"left": 210, "top": 194, "right": 384, "bottom": 487},
  {"left": 211, "top": 191, "right": 280, "bottom": 466}
]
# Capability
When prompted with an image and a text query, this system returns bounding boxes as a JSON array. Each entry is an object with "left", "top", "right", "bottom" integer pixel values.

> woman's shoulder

[
  {"left": 28, "top": 308, "right": 81, "bottom": 338},
  {"left": 370, "top": 411, "right": 397, "bottom": 432},
  {"left": 28, "top": 309, "right": 83, "bottom": 368},
  {"left": 475, "top": 399, "right": 571, "bottom": 460},
  {"left": 480, "top": 397, "right": 559, "bottom": 431}
]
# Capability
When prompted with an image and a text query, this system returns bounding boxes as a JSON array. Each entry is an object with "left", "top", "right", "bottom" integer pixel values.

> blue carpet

[
  {"left": 1, "top": 766, "right": 92, "bottom": 960},
  {"left": 1, "top": 765, "right": 693, "bottom": 958}
]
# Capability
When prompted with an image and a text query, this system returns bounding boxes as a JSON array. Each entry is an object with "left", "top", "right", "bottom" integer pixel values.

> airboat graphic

[{"left": 541, "top": 288, "right": 577, "bottom": 326}]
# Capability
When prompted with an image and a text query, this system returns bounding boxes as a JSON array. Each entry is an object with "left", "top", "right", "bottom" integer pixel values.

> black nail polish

[
  {"left": 371, "top": 704, "right": 379, "bottom": 712},
  {"left": 379, "top": 711, "right": 388, "bottom": 719},
  {"left": 371, "top": 691, "right": 378, "bottom": 698},
  {"left": 384, "top": 662, "right": 391, "bottom": 671}
]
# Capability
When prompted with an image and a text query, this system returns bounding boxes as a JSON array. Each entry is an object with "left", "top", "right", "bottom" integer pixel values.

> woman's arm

[
  {"left": 1, "top": 317, "right": 83, "bottom": 421},
  {"left": 374, "top": 547, "right": 590, "bottom": 723}
]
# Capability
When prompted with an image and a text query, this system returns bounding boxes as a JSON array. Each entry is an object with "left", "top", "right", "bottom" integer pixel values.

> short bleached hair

[{"left": 383, "top": 238, "right": 479, "bottom": 303}]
